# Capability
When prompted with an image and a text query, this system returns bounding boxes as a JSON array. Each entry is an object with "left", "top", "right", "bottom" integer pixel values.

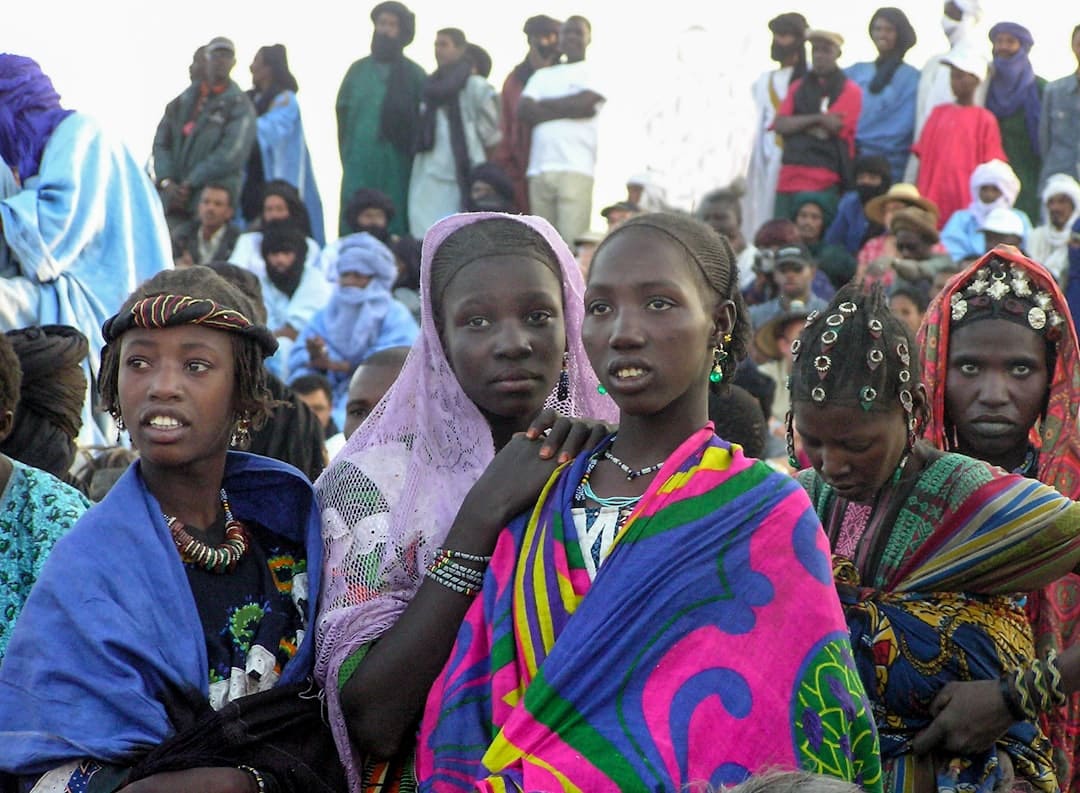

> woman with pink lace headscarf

[{"left": 312, "top": 212, "right": 617, "bottom": 790}]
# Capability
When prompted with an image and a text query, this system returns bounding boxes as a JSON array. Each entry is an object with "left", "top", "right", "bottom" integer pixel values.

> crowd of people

[{"left": 6, "top": 2, "right": 1080, "bottom": 793}]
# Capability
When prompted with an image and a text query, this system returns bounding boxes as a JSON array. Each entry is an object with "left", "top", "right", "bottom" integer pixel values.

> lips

[
  {"left": 138, "top": 409, "right": 190, "bottom": 442},
  {"left": 604, "top": 359, "right": 653, "bottom": 394},
  {"left": 968, "top": 415, "right": 1018, "bottom": 437},
  {"left": 490, "top": 369, "right": 542, "bottom": 394}
]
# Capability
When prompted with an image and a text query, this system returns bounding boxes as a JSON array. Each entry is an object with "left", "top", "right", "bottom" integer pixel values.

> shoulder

[
  {"left": 845, "top": 62, "right": 873, "bottom": 82},
  {"left": 12, "top": 463, "right": 92, "bottom": 515},
  {"left": 917, "top": 450, "right": 998, "bottom": 500}
]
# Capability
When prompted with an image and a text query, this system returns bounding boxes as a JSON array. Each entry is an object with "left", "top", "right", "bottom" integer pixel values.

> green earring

[
  {"left": 597, "top": 383, "right": 607, "bottom": 395},
  {"left": 710, "top": 345, "right": 729, "bottom": 384}
]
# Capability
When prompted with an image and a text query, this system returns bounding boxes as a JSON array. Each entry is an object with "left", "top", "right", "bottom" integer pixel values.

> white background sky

[{"left": 14, "top": 0, "right": 1076, "bottom": 240}]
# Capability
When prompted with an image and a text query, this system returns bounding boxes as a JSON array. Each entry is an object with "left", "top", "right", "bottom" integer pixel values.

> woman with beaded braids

[
  {"left": 909, "top": 248, "right": 1080, "bottom": 793},
  {"left": 789, "top": 282, "right": 1080, "bottom": 793},
  {"left": 0, "top": 267, "right": 341, "bottom": 792},
  {"left": 418, "top": 213, "right": 881, "bottom": 792}
]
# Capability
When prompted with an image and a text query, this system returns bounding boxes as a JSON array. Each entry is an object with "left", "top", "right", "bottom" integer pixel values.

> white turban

[
  {"left": 970, "top": 159, "right": 1021, "bottom": 208},
  {"left": 1042, "top": 172, "right": 1080, "bottom": 212}
]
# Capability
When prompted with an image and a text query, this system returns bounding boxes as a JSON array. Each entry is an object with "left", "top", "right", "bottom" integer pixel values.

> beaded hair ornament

[
  {"left": 786, "top": 286, "right": 917, "bottom": 468},
  {"left": 949, "top": 258, "right": 1066, "bottom": 342}
]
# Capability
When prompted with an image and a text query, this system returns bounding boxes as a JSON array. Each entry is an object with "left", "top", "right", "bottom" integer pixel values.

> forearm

[
  {"left": 773, "top": 113, "right": 828, "bottom": 136},
  {"left": 340, "top": 503, "right": 505, "bottom": 758}
]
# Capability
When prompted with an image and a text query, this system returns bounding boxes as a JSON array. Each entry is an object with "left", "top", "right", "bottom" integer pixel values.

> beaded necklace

[
  {"left": 164, "top": 488, "right": 249, "bottom": 574},
  {"left": 602, "top": 446, "right": 665, "bottom": 481}
]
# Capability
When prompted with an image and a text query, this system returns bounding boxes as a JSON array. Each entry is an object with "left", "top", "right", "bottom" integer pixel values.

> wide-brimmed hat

[
  {"left": 889, "top": 207, "right": 940, "bottom": 243},
  {"left": 754, "top": 305, "right": 812, "bottom": 361},
  {"left": 865, "top": 183, "right": 939, "bottom": 225},
  {"left": 979, "top": 207, "right": 1024, "bottom": 237}
]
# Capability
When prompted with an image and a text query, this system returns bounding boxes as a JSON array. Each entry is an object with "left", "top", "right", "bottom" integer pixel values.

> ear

[
  {"left": 0, "top": 409, "right": 13, "bottom": 445},
  {"left": 710, "top": 298, "right": 737, "bottom": 347},
  {"left": 912, "top": 382, "right": 931, "bottom": 429}
]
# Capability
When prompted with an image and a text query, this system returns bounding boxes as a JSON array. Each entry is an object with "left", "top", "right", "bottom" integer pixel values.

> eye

[
  {"left": 1011, "top": 364, "right": 1032, "bottom": 377},
  {"left": 125, "top": 356, "right": 150, "bottom": 369},
  {"left": 348, "top": 406, "right": 370, "bottom": 421},
  {"left": 958, "top": 363, "right": 979, "bottom": 376},
  {"left": 586, "top": 301, "right": 611, "bottom": 316},
  {"left": 464, "top": 316, "right": 490, "bottom": 328},
  {"left": 526, "top": 309, "right": 553, "bottom": 325},
  {"left": 186, "top": 360, "right": 212, "bottom": 373},
  {"left": 646, "top": 297, "right": 674, "bottom": 311}
]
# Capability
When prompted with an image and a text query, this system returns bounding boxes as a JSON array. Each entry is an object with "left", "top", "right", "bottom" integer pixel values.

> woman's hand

[
  {"left": 525, "top": 408, "right": 614, "bottom": 464},
  {"left": 124, "top": 767, "right": 257, "bottom": 793},
  {"left": 911, "top": 679, "right": 1013, "bottom": 755}
]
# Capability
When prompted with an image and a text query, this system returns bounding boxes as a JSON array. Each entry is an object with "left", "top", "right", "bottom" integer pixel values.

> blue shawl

[{"left": 0, "top": 452, "right": 323, "bottom": 775}]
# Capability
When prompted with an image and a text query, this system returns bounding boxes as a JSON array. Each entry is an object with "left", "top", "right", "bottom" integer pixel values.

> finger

[
  {"left": 554, "top": 421, "right": 592, "bottom": 464},
  {"left": 525, "top": 408, "right": 558, "bottom": 441},
  {"left": 539, "top": 417, "right": 572, "bottom": 459},
  {"left": 928, "top": 686, "right": 953, "bottom": 717},
  {"left": 911, "top": 718, "right": 946, "bottom": 756},
  {"left": 584, "top": 423, "right": 610, "bottom": 452}
]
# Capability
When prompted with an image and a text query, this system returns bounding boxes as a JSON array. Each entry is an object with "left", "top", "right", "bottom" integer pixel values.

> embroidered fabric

[{"left": 311, "top": 212, "right": 617, "bottom": 788}]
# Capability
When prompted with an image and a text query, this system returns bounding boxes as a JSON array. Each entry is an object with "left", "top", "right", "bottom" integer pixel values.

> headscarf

[
  {"left": 854, "top": 155, "right": 893, "bottom": 206},
  {"left": 986, "top": 22, "right": 1040, "bottom": 153},
  {"left": 792, "top": 190, "right": 839, "bottom": 230},
  {"left": 0, "top": 325, "right": 87, "bottom": 483},
  {"left": 370, "top": 2, "right": 421, "bottom": 156},
  {"left": 968, "top": 159, "right": 1020, "bottom": 227},
  {"left": 0, "top": 54, "right": 74, "bottom": 181},
  {"left": 344, "top": 187, "right": 396, "bottom": 232},
  {"left": 919, "top": 247, "right": 1080, "bottom": 498},
  {"left": 769, "top": 12, "right": 809, "bottom": 79},
  {"left": 312, "top": 213, "right": 618, "bottom": 787},
  {"left": 867, "top": 8, "right": 917, "bottom": 95},
  {"left": 323, "top": 232, "right": 398, "bottom": 367},
  {"left": 1042, "top": 173, "right": 1080, "bottom": 244}
]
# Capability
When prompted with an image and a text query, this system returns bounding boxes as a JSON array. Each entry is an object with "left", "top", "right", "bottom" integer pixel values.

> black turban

[
  {"left": 0, "top": 325, "right": 88, "bottom": 482},
  {"left": 370, "top": 1, "right": 416, "bottom": 47},
  {"left": 769, "top": 12, "right": 809, "bottom": 38}
]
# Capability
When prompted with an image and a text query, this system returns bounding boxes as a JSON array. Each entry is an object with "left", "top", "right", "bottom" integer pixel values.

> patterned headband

[
  {"left": 950, "top": 262, "right": 1065, "bottom": 342},
  {"left": 102, "top": 294, "right": 278, "bottom": 358}
]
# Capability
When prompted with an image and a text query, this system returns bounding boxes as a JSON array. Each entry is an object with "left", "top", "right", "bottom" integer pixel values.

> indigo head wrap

[
  {"left": 0, "top": 54, "right": 74, "bottom": 181},
  {"left": 986, "top": 23, "right": 1039, "bottom": 153}
]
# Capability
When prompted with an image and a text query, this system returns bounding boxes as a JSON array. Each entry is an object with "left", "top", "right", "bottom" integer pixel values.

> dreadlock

[
  {"left": 592, "top": 212, "right": 751, "bottom": 391},
  {"left": 98, "top": 267, "right": 276, "bottom": 438}
]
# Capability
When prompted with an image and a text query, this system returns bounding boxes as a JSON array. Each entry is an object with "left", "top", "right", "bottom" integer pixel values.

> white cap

[
  {"left": 980, "top": 207, "right": 1024, "bottom": 237},
  {"left": 942, "top": 44, "right": 988, "bottom": 81}
]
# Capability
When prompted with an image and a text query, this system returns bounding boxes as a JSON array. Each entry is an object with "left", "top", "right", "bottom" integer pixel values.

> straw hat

[
  {"left": 865, "top": 183, "right": 939, "bottom": 226},
  {"left": 754, "top": 305, "right": 811, "bottom": 361}
]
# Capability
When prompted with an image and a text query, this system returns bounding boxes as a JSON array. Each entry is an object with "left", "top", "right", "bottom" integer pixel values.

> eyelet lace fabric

[{"left": 312, "top": 212, "right": 617, "bottom": 787}]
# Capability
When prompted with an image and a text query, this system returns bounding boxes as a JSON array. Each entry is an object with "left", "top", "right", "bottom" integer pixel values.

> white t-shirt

[{"left": 522, "top": 60, "right": 605, "bottom": 178}]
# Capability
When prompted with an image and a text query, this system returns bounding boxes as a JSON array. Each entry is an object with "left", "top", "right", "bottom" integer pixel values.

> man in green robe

[{"left": 337, "top": 2, "right": 426, "bottom": 237}]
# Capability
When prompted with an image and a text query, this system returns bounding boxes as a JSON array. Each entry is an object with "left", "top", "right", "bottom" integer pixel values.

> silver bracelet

[{"left": 239, "top": 765, "right": 267, "bottom": 793}]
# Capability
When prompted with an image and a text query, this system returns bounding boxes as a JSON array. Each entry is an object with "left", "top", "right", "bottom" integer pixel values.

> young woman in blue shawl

[{"left": 0, "top": 267, "right": 340, "bottom": 792}]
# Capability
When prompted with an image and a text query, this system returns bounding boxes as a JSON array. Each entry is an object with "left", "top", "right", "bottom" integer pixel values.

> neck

[
  {"left": 961, "top": 441, "right": 1029, "bottom": 474},
  {"left": 142, "top": 455, "right": 228, "bottom": 530},
  {"left": 566, "top": 53, "right": 585, "bottom": 64},
  {"left": 201, "top": 223, "right": 222, "bottom": 240},
  {"left": 956, "top": 94, "right": 974, "bottom": 106},
  {"left": 487, "top": 412, "right": 534, "bottom": 453},
  {"left": 611, "top": 391, "right": 710, "bottom": 468},
  {"left": 781, "top": 53, "right": 800, "bottom": 68},
  {"left": 209, "top": 77, "right": 228, "bottom": 89},
  {"left": 527, "top": 51, "right": 555, "bottom": 69}
]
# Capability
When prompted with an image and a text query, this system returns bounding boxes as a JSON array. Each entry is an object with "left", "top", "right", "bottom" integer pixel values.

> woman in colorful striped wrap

[{"left": 418, "top": 213, "right": 882, "bottom": 792}]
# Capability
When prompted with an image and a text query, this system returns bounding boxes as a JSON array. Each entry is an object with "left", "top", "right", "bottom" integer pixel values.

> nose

[
  {"left": 819, "top": 446, "right": 852, "bottom": 481},
  {"left": 147, "top": 363, "right": 183, "bottom": 399},
  {"left": 492, "top": 320, "right": 532, "bottom": 359},
  {"left": 976, "top": 372, "right": 1010, "bottom": 406},
  {"left": 608, "top": 308, "right": 645, "bottom": 350}
]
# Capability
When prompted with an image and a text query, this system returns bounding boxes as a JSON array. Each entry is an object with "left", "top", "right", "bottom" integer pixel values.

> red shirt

[{"left": 774, "top": 75, "right": 862, "bottom": 193}]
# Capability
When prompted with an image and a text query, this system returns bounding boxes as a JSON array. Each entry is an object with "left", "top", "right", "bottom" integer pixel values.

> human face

[
  {"left": 946, "top": 319, "right": 1049, "bottom": 468},
  {"left": 1047, "top": 194, "right": 1075, "bottom": 228},
  {"left": 198, "top": 187, "right": 233, "bottom": 231},
  {"left": 250, "top": 52, "right": 272, "bottom": 91},
  {"left": 1073, "top": 29, "right": 1080, "bottom": 65},
  {"left": 297, "top": 387, "right": 332, "bottom": 430},
  {"left": 944, "top": 1, "right": 963, "bottom": 22},
  {"left": 984, "top": 231, "right": 1022, "bottom": 250},
  {"left": 374, "top": 11, "right": 400, "bottom": 39},
  {"left": 583, "top": 229, "right": 729, "bottom": 422},
  {"left": 344, "top": 363, "right": 403, "bottom": 439},
  {"left": 776, "top": 260, "right": 814, "bottom": 301},
  {"left": 855, "top": 171, "right": 884, "bottom": 190},
  {"left": 949, "top": 65, "right": 979, "bottom": 103},
  {"left": 439, "top": 255, "right": 565, "bottom": 425},
  {"left": 701, "top": 203, "right": 738, "bottom": 240},
  {"left": 355, "top": 207, "right": 388, "bottom": 229},
  {"left": 810, "top": 40, "right": 840, "bottom": 75},
  {"left": 795, "top": 203, "right": 825, "bottom": 244},
  {"left": 118, "top": 325, "right": 236, "bottom": 475},
  {"left": 895, "top": 229, "right": 930, "bottom": 260},
  {"left": 435, "top": 33, "right": 464, "bottom": 68},
  {"left": 265, "top": 249, "right": 298, "bottom": 275},
  {"left": 206, "top": 47, "right": 235, "bottom": 85},
  {"left": 979, "top": 185, "right": 1003, "bottom": 204},
  {"left": 626, "top": 184, "right": 644, "bottom": 205},
  {"left": 190, "top": 47, "right": 208, "bottom": 82},
  {"left": 889, "top": 293, "right": 924, "bottom": 335},
  {"left": 604, "top": 208, "right": 633, "bottom": 230},
  {"left": 529, "top": 30, "right": 559, "bottom": 61},
  {"left": 870, "top": 16, "right": 898, "bottom": 55},
  {"left": 262, "top": 195, "right": 290, "bottom": 224},
  {"left": 992, "top": 32, "right": 1022, "bottom": 59},
  {"left": 560, "top": 19, "right": 590, "bottom": 63},
  {"left": 340, "top": 271, "right": 373, "bottom": 289},
  {"left": 882, "top": 200, "right": 907, "bottom": 229},
  {"left": 794, "top": 402, "right": 910, "bottom": 503}
]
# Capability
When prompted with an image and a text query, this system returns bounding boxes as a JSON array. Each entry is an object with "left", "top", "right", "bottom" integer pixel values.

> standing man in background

[
  {"left": 519, "top": 16, "right": 605, "bottom": 245},
  {"left": 493, "top": 14, "right": 562, "bottom": 213},
  {"left": 337, "top": 2, "right": 426, "bottom": 237},
  {"left": 152, "top": 37, "right": 255, "bottom": 231}
]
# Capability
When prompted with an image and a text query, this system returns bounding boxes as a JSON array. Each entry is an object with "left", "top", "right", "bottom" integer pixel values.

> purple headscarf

[
  {"left": 0, "top": 54, "right": 74, "bottom": 181},
  {"left": 312, "top": 212, "right": 618, "bottom": 789},
  {"left": 986, "top": 22, "right": 1040, "bottom": 154}
]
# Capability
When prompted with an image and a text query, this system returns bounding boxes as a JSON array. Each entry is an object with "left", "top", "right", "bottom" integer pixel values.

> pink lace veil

[{"left": 312, "top": 212, "right": 616, "bottom": 786}]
